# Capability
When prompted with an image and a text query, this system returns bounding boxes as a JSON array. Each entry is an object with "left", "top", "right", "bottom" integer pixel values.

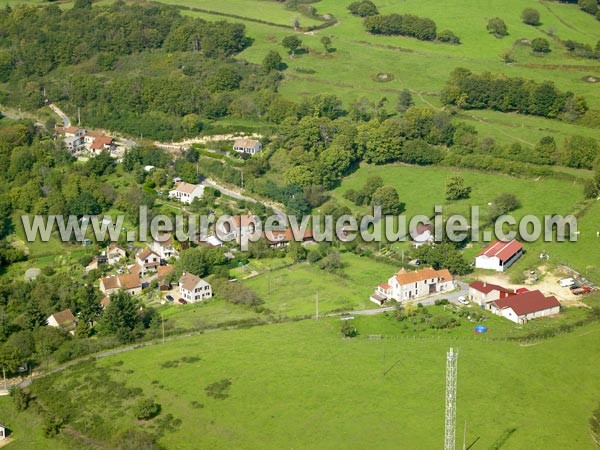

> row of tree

[{"left": 441, "top": 68, "right": 588, "bottom": 120}]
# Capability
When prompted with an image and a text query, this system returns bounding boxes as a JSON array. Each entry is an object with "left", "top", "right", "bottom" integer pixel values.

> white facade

[
  {"left": 371, "top": 268, "right": 454, "bottom": 305},
  {"left": 475, "top": 240, "right": 523, "bottom": 272},
  {"left": 168, "top": 182, "right": 204, "bottom": 204},
  {"left": 233, "top": 139, "right": 262, "bottom": 155},
  {"left": 150, "top": 236, "right": 179, "bottom": 260},
  {"left": 0, "top": 424, "right": 6, "bottom": 440},
  {"left": 494, "top": 305, "right": 560, "bottom": 324},
  {"left": 179, "top": 274, "right": 212, "bottom": 303}
]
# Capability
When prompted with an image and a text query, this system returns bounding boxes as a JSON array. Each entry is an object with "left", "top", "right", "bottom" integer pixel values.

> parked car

[
  {"left": 569, "top": 284, "right": 582, "bottom": 291},
  {"left": 458, "top": 296, "right": 469, "bottom": 305},
  {"left": 166, "top": 295, "right": 174, "bottom": 302},
  {"left": 559, "top": 278, "right": 575, "bottom": 287},
  {"left": 573, "top": 286, "right": 591, "bottom": 295},
  {"left": 178, "top": 298, "right": 187, "bottom": 304}
]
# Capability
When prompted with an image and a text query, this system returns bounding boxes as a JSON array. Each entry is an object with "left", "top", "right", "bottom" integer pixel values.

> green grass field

[
  {"left": 26, "top": 317, "right": 600, "bottom": 449},
  {"left": 327, "top": 163, "right": 600, "bottom": 280},
  {"left": 243, "top": 252, "right": 399, "bottom": 316},
  {"left": 172, "top": 0, "right": 600, "bottom": 149}
]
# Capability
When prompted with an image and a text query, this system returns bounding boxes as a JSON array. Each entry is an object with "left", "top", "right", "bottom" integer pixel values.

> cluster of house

[
  {"left": 370, "top": 267, "right": 455, "bottom": 306},
  {"left": 56, "top": 125, "right": 116, "bottom": 155},
  {"left": 469, "top": 281, "right": 560, "bottom": 324}
]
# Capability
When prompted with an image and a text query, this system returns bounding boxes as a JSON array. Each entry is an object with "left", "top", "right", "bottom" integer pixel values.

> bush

[
  {"left": 437, "top": 29, "right": 460, "bottom": 44},
  {"left": 522, "top": 8, "right": 540, "bottom": 25},
  {"left": 133, "top": 398, "right": 161, "bottom": 420},
  {"left": 364, "top": 13, "right": 437, "bottom": 41},
  {"left": 348, "top": 0, "right": 378, "bottom": 17},
  {"left": 43, "top": 415, "right": 64, "bottom": 438},
  {"left": 341, "top": 320, "right": 358, "bottom": 337},
  {"left": 10, "top": 387, "right": 31, "bottom": 411},
  {"left": 487, "top": 17, "right": 508, "bottom": 37},
  {"left": 531, "top": 37, "right": 551, "bottom": 53}
]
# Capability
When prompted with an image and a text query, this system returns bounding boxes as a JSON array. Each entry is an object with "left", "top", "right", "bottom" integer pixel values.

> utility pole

[
  {"left": 267, "top": 269, "right": 271, "bottom": 295},
  {"left": 162, "top": 313, "right": 165, "bottom": 344},
  {"left": 463, "top": 419, "right": 467, "bottom": 450},
  {"left": 444, "top": 348, "right": 459, "bottom": 450}
]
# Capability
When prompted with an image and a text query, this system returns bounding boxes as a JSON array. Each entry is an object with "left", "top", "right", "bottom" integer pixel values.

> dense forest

[{"left": 0, "top": 1, "right": 280, "bottom": 140}]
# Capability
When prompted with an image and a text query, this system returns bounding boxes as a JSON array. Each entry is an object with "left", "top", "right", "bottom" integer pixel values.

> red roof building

[
  {"left": 475, "top": 239, "right": 523, "bottom": 272},
  {"left": 490, "top": 290, "right": 560, "bottom": 323}
]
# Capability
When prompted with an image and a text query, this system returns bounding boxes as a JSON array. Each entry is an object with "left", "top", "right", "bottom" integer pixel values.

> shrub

[
  {"left": 10, "top": 387, "right": 31, "bottom": 411},
  {"left": 364, "top": 13, "right": 437, "bottom": 41},
  {"left": 134, "top": 398, "right": 161, "bottom": 420},
  {"left": 531, "top": 37, "right": 551, "bottom": 53},
  {"left": 487, "top": 17, "right": 508, "bottom": 37},
  {"left": 437, "top": 29, "right": 460, "bottom": 44},
  {"left": 348, "top": 0, "right": 378, "bottom": 17},
  {"left": 522, "top": 8, "right": 540, "bottom": 25},
  {"left": 341, "top": 320, "right": 358, "bottom": 337}
]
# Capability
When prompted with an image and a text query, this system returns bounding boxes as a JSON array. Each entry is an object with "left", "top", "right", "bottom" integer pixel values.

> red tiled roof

[
  {"left": 469, "top": 280, "right": 513, "bottom": 295},
  {"left": 158, "top": 265, "right": 174, "bottom": 280},
  {"left": 118, "top": 273, "right": 141, "bottom": 290},
  {"left": 137, "top": 248, "right": 159, "bottom": 261},
  {"left": 50, "top": 309, "right": 76, "bottom": 326},
  {"left": 101, "top": 276, "right": 119, "bottom": 290},
  {"left": 477, "top": 240, "right": 523, "bottom": 263},
  {"left": 101, "top": 296, "right": 111, "bottom": 308},
  {"left": 492, "top": 290, "right": 560, "bottom": 316},
  {"left": 379, "top": 283, "right": 390, "bottom": 290},
  {"left": 267, "top": 228, "right": 313, "bottom": 243},
  {"left": 395, "top": 268, "right": 453, "bottom": 285}
]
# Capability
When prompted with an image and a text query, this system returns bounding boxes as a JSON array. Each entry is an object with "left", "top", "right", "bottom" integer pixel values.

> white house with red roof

[
  {"left": 475, "top": 239, "right": 523, "bottom": 272},
  {"left": 169, "top": 182, "right": 204, "bottom": 204},
  {"left": 135, "top": 248, "right": 160, "bottom": 275},
  {"left": 371, "top": 267, "right": 455, "bottom": 305},
  {"left": 178, "top": 273, "right": 212, "bottom": 303},
  {"left": 233, "top": 139, "right": 262, "bottom": 155},
  {"left": 490, "top": 290, "right": 560, "bottom": 323},
  {"left": 150, "top": 234, "right": 179, "bottom": 260},
  {"left": 468, "top": 280, "right": 515, "bottom": 309}
]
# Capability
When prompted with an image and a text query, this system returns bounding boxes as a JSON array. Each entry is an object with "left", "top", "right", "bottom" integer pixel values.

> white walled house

[
  {"left": 135, "top": 248, "right": 160, "bottom": 275},
  {"left": 150, "top": 234, "right": 179, "bottom": 260},
  {"left": 178, "top": 273, "right": 212, "bottom": 303},
  {"left": 475, "top": 239, "right": 523, "bottom": 272},
  {"left": 99, "top": 273, "right": 142, "bottom": 296},
  {"left": 106, "top": 244, "right": 127, "bottom": 265},
  {"left": 370, "top": 268, "right": 454, "bottom": 305},
  {"left": 468, "top": 281, "right": 515, "bottom": 309},
  {"left": 490, "top": 290, "right": 560, "bottom": 324},
  {"left": 47, "top": 309, "right": 77, "bottom": 333},
  {"left": 0, "top": 423, "right": 6, "bottom": 440},
  {"left": 169, "top": 182, "right": 204, "bottom": 204},
  {"left": 233, "top": 139, "right": 262, "bottom": 155}
]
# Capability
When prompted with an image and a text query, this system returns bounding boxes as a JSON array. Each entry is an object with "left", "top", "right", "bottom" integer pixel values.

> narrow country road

[
  {"left": 48, "top": 103, "right": 71, "bottom": 127},
  {"left": 202, "top": 178, "right": 287, "bottom": 221}
]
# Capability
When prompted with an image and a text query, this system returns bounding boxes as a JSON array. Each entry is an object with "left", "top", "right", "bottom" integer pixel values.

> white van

[{"left": 559, "top": 278, "right": 575, "bottom": 287}]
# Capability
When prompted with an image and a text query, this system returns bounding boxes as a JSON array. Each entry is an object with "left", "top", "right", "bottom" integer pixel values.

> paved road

[
  {"left": 1, "top": 109, "right": 45, "bottom": 127},
  {"left": 202, "top": 178, "right": 287, "bottom": 221},
  {"left": 48, "top": 103, "right": 71, "bottom": 127}
]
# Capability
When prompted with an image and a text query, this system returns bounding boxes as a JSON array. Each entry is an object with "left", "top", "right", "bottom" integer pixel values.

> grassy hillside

[
  {"left": 27, "top": 318, "right": 600, "bottom": 449},
  {"left": 171, "top": 0, "right": 600, "bottom": 147},
  {"left": 328, "top": 163, "right": 600, "bottom": 280}
]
